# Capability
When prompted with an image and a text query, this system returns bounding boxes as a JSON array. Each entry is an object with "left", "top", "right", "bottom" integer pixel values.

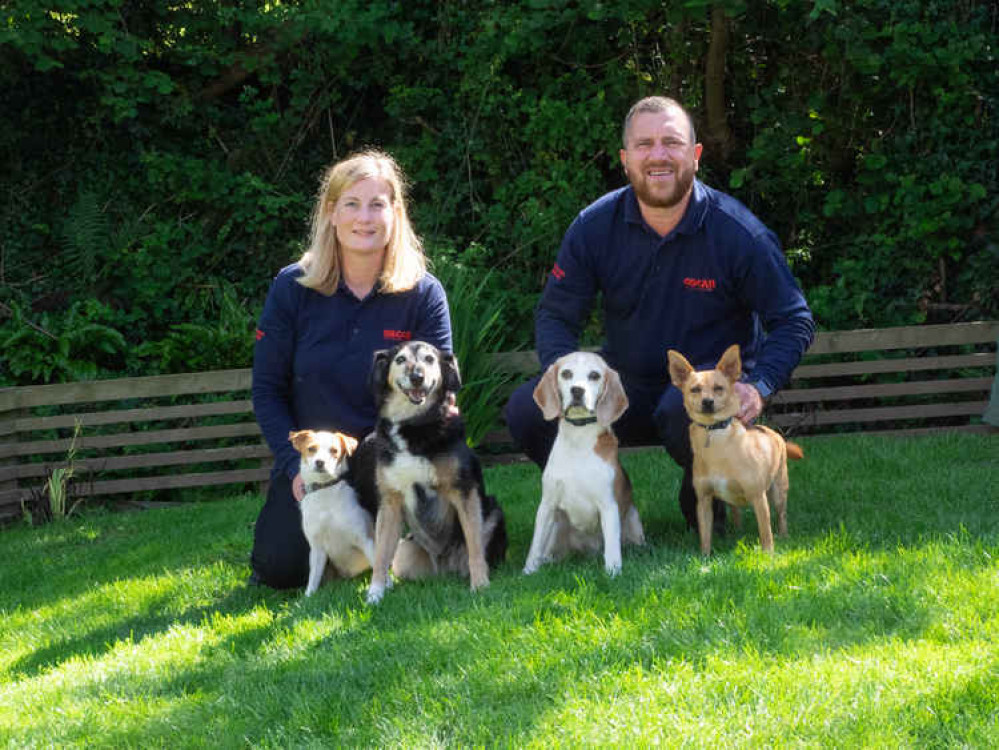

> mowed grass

[{"left": 1, "top": 432, "right": 997, "bottom": 748}]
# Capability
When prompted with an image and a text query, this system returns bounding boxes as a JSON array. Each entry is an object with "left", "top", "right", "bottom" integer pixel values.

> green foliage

[
  {"left": 0, "top": 0, "right": 996, "bottom": 386},
  {"left": 30, "top": 421, "right": 85, "bottom": 524},
  {"left": 60, "top": 189, "right": 109, "bottom": 295},
  {"left": 432, "top": 250, "right": 528, "bottom": 447},
  {"left": 0, "top": 300, "right": 128, "bottom": 384},
  {"left": 135, "top": 282, "right": 257, "bottom": 374}
]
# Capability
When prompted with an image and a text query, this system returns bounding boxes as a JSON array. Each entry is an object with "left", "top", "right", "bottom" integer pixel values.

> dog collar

[
  {"left": 701, "top": 417, "right": 733, "bottom": 431},
  {"left": 696, "top": 417, "right": 733, "bottom": 446},
  {"left": 565, "top": 415, "right": 598, "bottom": 426},
  {"left": 306, "top": 478, "right": 344, "bottom": 493}
]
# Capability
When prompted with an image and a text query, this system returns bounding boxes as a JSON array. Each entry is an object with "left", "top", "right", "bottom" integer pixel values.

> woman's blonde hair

[{"left": 297, "top": 150, "right": 426, "bottom": 295}]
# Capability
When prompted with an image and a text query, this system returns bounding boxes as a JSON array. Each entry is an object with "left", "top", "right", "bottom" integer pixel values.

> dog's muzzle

[
  {"left": 399, "top": 371, "right": 432, "bottom": 404},
  {"left": 563, "top": 385, "right": 596, "bottom": 424}
]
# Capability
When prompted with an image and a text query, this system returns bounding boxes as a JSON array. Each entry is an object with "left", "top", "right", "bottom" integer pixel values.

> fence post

[{"left": 0, "top": 405, "right": 25, "bottom": 520}]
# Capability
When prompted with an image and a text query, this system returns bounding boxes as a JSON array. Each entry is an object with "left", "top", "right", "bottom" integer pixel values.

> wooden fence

[{"left": 1, "top": 321, "right": 996, "bottom": 520}]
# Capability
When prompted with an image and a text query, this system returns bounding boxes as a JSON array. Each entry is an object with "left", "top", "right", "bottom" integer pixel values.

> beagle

[
  {"left": 290, "top": 430, "right": 376, "bottom": 595},
  {"left": 523, "top": 352, "right": 645, "bottom": 576}
]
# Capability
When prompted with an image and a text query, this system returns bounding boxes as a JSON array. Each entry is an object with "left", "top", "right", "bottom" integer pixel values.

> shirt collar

[
  {"left": 336, "top": 277, "right": 382, "bottom": 301},
  {"left": 623, "top": 179, "right": 709, "bottom": 238}
]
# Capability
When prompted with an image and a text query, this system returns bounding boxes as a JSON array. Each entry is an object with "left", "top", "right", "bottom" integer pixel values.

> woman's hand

[{"left": 292, "top": 473, "right": 305, "bottom": 502}]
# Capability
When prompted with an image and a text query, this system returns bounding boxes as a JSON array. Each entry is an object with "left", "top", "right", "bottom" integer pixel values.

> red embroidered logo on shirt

[
  {"left": 255, "top": 329, "right": 265, "bottom": 341},
  {"left": 550, "top": 263, "right": 566, "bottom": 281},
  {"left": 683, "top": 277, "right": 717, "bottom": 292},
  {"left": 383, "top": 329, "right": 413, "bottom": 341}
]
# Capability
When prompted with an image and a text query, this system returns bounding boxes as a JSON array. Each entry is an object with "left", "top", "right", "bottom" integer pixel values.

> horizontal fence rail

[{"left": 1, "top": 322, "right": 996, "bottom": 520}]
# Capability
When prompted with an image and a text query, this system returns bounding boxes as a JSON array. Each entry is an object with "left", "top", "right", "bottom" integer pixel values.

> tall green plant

[
  {"left": 433, "top": 254, "right": 526, "bottom": 447},
  {"left": 22, "top": 421, "right": 85, "bottom": 524}
]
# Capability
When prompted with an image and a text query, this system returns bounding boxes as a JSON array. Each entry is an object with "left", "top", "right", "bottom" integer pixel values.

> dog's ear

[
  {"left": 440, "top": 351, "right": 462, "bottom": 392},
  {"left": 532, "top": 361, "right": 562, "bottom": 421},
  {"left": 667, "top": 350, "right": 695, "bottom": 388},
  {"left": 289, "top": 430, "right": 311, "bottom": 452},
  {"left": 595, "top": 366, "right": 629, "bottom": 426},
  {"left": 369, "top": 348, "right": 393, "bottom": 401},
  {"left": 717, "top": 344, "right": 742, "bottom": 382},
  {"left": 335, "top": 433, "right": 359, "bottom": 457}
]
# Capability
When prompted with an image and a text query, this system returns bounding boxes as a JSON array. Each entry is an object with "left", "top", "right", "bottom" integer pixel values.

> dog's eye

[
  {"left": 691, "top": 385, "right": 701, "bottom": 394},
  {"left": 560, "top": 369, "right": 572, "bottom": 380},
  {"left": 424, "top": 355, "right": 435, "bottom": 364},
  {"left": 587, "top": 371, "right": 600, "bottom": 381},
  {"left": 395, "top": 355, "right": 406, "bottom": 364},
  {"left": 713, "top": 385, "right": 724, "bottom": 393},
  {"left": 308, "top": 446, "right": 317, "bottom": 454}
]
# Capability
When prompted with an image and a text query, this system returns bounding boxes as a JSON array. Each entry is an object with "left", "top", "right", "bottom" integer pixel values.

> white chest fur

[
  {"left": 380, "top": 428, "right": 439, "bottom": 513},
  {"left": 543, "top": 427, "right": 617, "bottom": 531}
]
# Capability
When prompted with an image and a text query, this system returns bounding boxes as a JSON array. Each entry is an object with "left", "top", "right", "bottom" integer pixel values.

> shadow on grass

[
  {"left": 3, "top": 434, "right": 996, "bottom": 744},
  {"left": 30, "top": 533, "right": 992, "bottom": 747}
]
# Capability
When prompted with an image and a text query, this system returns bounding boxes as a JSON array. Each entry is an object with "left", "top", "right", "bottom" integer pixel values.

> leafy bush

[{"left": 0, "top": 0, "right": 995, "bottom": 388}]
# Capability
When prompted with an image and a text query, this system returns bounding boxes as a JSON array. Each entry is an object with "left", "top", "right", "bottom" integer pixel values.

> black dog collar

[
  {"left": 306, "top": 477, "right": 345, "bottom": 493},
  {"left": 565, "top": 415, "right": 598, "bottom": 427},
  {"left": 695, "top": 417, "right": 733, "bottom": 447},
  {"left": 699, "top": 417, "right": 733, "bottom": 432}
]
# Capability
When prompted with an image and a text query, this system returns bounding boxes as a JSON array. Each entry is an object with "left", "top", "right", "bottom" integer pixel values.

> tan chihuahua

[{"left": 667, "top": 345, "right": 803, "bottom": 556}]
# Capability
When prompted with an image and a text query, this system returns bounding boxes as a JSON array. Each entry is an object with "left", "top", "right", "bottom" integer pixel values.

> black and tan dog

[
  {"left": 352, "top": 341, "right": 507, "bottom": 604},
  {"left": 668, "top": 344, "right": 803, "bottom": 556}
]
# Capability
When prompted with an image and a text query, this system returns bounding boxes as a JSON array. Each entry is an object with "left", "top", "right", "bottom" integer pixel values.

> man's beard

[{"left": 628, "top": 160, "right": 696, "bottom": 209}]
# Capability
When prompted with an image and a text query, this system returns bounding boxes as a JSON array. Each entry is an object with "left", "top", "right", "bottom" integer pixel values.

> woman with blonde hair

[{"left": 250, "top": 150, "right": 452, "bottom": 589}]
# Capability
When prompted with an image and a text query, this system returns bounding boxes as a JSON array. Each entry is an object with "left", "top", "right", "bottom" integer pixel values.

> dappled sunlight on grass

[
  {"left": 0, "top": 433, "right": 996, "bottom": 745},
  {"left": 542, "top": 634, "right": 998, "bottom": 747},
  {"left": 1, "top": 562, "right": 248, "bottom": 680}
]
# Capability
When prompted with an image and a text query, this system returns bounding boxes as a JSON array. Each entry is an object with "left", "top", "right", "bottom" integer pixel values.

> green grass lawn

[{"left": 1, "top": 433, "right": 997, "bottom": 748}]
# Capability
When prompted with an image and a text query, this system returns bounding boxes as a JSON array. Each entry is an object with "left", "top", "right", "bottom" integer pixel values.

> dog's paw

[
  {"left": 605, "top": 561, "right": 622, "bottom": 577},
  {"left": 365, "top": 584, "right": 385, "bottom": 605}
]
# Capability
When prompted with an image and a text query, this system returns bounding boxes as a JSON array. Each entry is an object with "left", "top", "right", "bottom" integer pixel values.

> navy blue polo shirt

[
  {"left": 536, "top": 180, "right": 814, "bottom": 393},
  {"left": 252, "top": 263, "right": 452, "bottom": 480}
]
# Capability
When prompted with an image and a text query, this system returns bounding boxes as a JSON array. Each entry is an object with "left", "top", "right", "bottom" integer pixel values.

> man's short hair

[{"left": 622, "top": 96, "right": 697, "bottom": 147}]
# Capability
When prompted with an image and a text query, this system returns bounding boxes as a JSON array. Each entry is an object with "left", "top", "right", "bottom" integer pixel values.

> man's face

[{"left": 619, "top": 108, "right": 702, "bottom": 210}]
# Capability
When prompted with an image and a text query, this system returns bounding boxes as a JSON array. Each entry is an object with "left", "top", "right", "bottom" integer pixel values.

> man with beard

[{"left": 504, "top": 96, "right": 814, "bottom": 533}]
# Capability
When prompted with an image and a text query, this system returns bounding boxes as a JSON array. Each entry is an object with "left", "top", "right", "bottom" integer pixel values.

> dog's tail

[{"left": 785, "top": 441, "right": 804, "bottom": 460}]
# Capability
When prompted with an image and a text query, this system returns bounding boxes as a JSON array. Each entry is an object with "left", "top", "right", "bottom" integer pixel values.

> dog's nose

[
  {"left": 570, "top": 385, "right": 585, "bottom": 402},
  {"left": 314, "top": 459, "right": 325, "bottom": 471},
  {"left": 409, "top": 370, "right": 425, "bottom": 387},
  {"left": 701, "top": 398, "right": 715, "bottom": 413}
]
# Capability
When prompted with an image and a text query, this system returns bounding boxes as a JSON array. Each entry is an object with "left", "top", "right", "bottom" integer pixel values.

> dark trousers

[
  {"left": 503, "top": 373, "right": 721, "bottom": 530},
  {"left": 250, "top": 473, "right": 310, "bottom": 589}
]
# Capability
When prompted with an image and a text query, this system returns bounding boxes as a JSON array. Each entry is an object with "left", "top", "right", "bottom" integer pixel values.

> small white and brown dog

[
  {"left": 289, "top": 429, "right": 376, "bottom": 596},
  {"left": 523, "top": 352, "right": 645, "bottom": 576}
]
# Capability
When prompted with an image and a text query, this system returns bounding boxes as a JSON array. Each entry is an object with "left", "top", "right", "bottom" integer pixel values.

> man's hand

[
  {"left": 292, "top": 473, "right": 305, "bottom": 502},
  {"left": 733, "top": 381, "right": 764, "bottom": 425}
]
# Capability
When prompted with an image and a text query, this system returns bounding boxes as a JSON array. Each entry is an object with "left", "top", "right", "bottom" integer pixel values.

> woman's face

[{"left": 331, "top": 177, "right": 395, "bottom": 257}]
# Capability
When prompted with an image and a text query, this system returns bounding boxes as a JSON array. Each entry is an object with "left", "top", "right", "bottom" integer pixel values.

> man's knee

[
  {"left": 652, "top": 385, "right": 691, "bottom": 467},
  {"left": 504, "top": 376, "right": 555, "bottom": 467}
]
